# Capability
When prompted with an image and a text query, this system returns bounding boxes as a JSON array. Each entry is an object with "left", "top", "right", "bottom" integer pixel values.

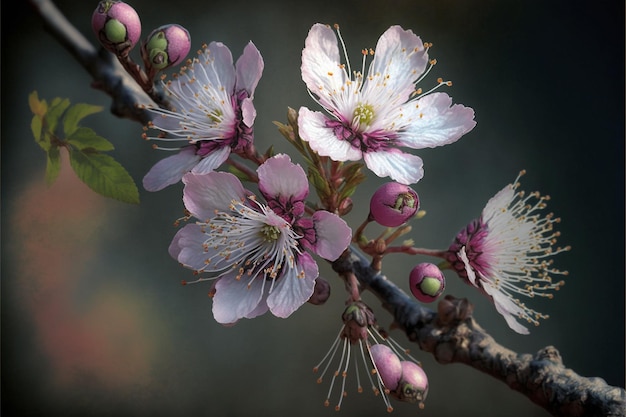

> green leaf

[
  {"left": 28, "top": 91, "right": 47, "bottom": 117},
  {"left": 68, "top": 149, "right": 140, "bottom": 204},
  {"left": 45, "top": 146, "right": 61, "bottom": 186},
  {"left": 45, "top": 97, "right": 71, "bottom": 135},
  {"left": 31, "top": 115, "right": 44, "bottom": 143},
  {"left": 67, "top": 127, "right": 115, "bottom": 151},
  {"left": 63, "top": 103, "right": 103, "bottom": 136}
]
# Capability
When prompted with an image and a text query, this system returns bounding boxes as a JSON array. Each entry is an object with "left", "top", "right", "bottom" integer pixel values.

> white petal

[
  {"left": 267, "top": 253, "right": 318, "bottom": 318},
  {"left": 482, "top": 283, "right": 530, "bottom": 335},
  {"left": 191, "top": 145, "right": 231, "bottom": 174},
  {"left": 366, "top": 25, "right": 429, "bottom": 100},
  {"left": 301, "top": 24, "right": 348, "bottom": 109},
  {"left": 458, "top": 246, "right": 478, "bottom": 286},
  {"left": 398, "top": 92, "right": 476, "bottom": 149},
  {"left": 257, "top": 154, "right": 308, "bottom": 201},
  {"left": 235, "top": 41, "right": 264, "bottom": 95},
  {"left": 198, "top": 41, "right": 236, "bottom": 93},
  {"left": 298, "top": 107, "right": 362, "bottom": 161},
  {"left": 182, "top": 171, "right": 246, "bottom": 220},
  {"left": 363, "top": 150, "right": 424, "bottom": 184},
  {"left": 212, "top": 273, "right": 266, "bottom": 324},
  {"left": 142, "top": 147, "right": 200, "bottom": 192}
]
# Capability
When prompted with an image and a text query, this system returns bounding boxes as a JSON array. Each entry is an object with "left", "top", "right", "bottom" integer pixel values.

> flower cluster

[
  {"left": 92, "top": 2, "right": 571, "bottom": 411},
  {"left": 169, "top": 154, "right": 351, "bottom": 324}
]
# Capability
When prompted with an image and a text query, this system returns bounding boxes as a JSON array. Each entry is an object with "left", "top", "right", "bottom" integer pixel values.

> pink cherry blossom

[
  {"left": 298, "top": 24, "right": 476, "bottom": 184},
  {"left": 446, "top": 171, "right": 569, "bottom": 334},
  {"left": 142, "top": 41, "right": 264, "bottom": 191},
  {"left": 168, "top": 154, "right": 351, "bottom": 324}
]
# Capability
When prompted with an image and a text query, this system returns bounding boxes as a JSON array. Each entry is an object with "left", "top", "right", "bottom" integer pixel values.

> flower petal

[
  {"left": 257, "top": 154, "right": 309, "bottom": 202},
  {"left": 241, "top": 97, "right": 257, "bottom": 127},
  {"left": 366, "top": 25, "right": 429, "bottom": 100},
  {"left": 482, "top": 283, "right": 530, "bottom": 335},
  {"left": 363, "top": 150, "right": 424, "bottom": 184},
  {"left": 310, "top": 210, "right": 352, "bottom": 261},
  {"left": 143, "top": 146, "right": 201, "bottom": 192},
  {"left": 398, "top": 92, "right": 476, "bottom": 149},
  {"left": 267, "top": 253, "right": 318, "bottom": 318},
  {"left": 182, "top": 171, "right": 246, "bottom": 220},
  {"left": 212, "top": 273, "right": 266, "bottom": 324},
  {"left": 235, "top": 41, "right": 264, "bottom": 95},
  {"left": 298, "top": 107, "right": 362, "bottom": 161},
  {"left": 197, "top": 41, "right": 236, "bottom": 94},
  {"left": 301, "top": 24, "right": 347, "bottom": 109},
  {"left": 190, "top": 145, "right": 231, "bottom": 174},
  {"left": 172, "top": 223, "right": 213, "bottom": 270}
]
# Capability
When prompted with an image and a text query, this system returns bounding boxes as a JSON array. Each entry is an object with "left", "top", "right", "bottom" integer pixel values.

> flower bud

[
  {"left": 92, "top": 0, "right": 141, "bottom": 55},
  {"left": 409, "top": 263, "right": 445, "bottom": 303},
  {"left": 369, "top": 182, "right": 419, "bottom": 227},
  {"left": 369, "top": 344, "right": 402, "bottom": 391},
  {"left": 143, "top": 24, "right": 191, "bottom": 70},
  {"left": 308, "top": 277, "right": 331, "bottom": 305},
  {"left": 392, "top": 361, "right": 429, "bottom": 404}
]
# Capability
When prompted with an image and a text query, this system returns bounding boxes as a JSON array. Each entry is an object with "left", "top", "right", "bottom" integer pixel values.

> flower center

[
  {"left": 353, "top": 102, "right": 375, "bottom": 127},
  {"left": 260, "top": 224, "right": 281, "bottom": 242}
]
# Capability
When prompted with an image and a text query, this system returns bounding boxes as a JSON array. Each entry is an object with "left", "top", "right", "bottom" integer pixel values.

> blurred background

[{"left": 3, "top": 1, "right": 624, "bottom": 416}]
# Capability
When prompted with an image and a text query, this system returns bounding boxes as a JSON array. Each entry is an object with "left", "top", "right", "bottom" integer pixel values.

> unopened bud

[
  {"left": 308, "top": 277, "right": 331, "bottom": 305},
  {"left": 409, "top": 263, "right": 445, "bottom": 303},
  {"left": 392, "top": 361, "right": 429, "bottom": 404},
  {"left": 92, "top": 0, "right": 141, "bottom": 56},
  {"left": 143, "top": 24, "right": 191, "bottom": 70},
  {"left": 369, "top": 182, "right": 419, "bottom": 227},
  {"left": 370, "top": 344, "right": 402, "bottom": 391}
]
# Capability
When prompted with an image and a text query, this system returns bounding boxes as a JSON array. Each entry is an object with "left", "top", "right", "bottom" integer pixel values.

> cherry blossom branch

[
  {"left": 331, "top": 246, "right": 626, "bottom": 417},
  {"left": 29, "top": 0, "right": 154, "bottom": 123},
  {"left": 29, "top": 2, "right": 625, "bottom": 415}
]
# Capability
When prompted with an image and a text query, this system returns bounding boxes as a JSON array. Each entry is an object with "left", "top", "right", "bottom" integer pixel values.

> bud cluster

[{"left": 91, "top": 1, "right": 191, "bottom": 96}]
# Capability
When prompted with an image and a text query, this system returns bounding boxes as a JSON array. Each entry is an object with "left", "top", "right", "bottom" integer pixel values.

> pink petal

[
  {"left": 235, "top": 41, "right": 264, "bottom": 95},
  {"left": 200, "top": 41, "right": 236, "bottom": 93},
  {"left": 182, "top": 171, "right": 246, "bottom": 220},
  {"left": 190, "top": 145, "right": 231, "bottom": 174},
  {"left": 310, "top": 210, "right": 352, "bottom": 261},
  {"left": 257, "top": 154, "right": 309, "bottom": 202},
  {"left": 241, "top": 97, "right": 257, "bottom": 127},
  {"left": 363, "top": 150, "right": 424, "bottom": 185},
  {"left": 398, "top": 92, "right": 476, "bottom": 149},
  {"left": 212, "top": 273, "right": 266, "bottom": 324},
  {"left": 298, "top": 107, "right": 362, "bottom": 161},
  {"left": 173, "top": 223, "right": 212, "bottom": 270},
  {"left": 266, "top": 253, "right": 318, "bottom": 318},
  {"left": 143, "top": 146, "right": 200, "bottom": 191}
]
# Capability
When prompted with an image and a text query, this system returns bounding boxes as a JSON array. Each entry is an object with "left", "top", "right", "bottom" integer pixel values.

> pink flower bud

[
  {"left": 392, "top": 361, "right": 429, "bottom": 404},
  {"left": 369, "top": 344, "right": 402, "bottom": 391},
  {"left": 409, "top": 262, "right": 445, "bottom": 303},
  {"left": 369, "top": 182, "right": 419, "bottom": 227},
  {"left": 143, "top": 24, "right": 191, "bottom": 70},
  {"left": 307, "top": 277, "right": 331, "bottom": 305},
  {"left": 92, "top": 0, "right": 141, "bottom": 55}
]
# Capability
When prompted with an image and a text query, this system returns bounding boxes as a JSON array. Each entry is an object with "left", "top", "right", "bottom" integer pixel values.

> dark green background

[{"left": 3, "top": 1, "right": 624, "bottom": 416}]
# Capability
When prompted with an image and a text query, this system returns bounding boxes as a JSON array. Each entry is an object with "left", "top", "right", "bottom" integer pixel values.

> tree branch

[
  {"left": 29, "top": 2, "right": 626, "bottom": 416},
  {"left": 332, "top": 247, "right": 626, "bottom": 417},
  {"left": 29, "top": 0, "right": 154, "bottom": 123}
]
